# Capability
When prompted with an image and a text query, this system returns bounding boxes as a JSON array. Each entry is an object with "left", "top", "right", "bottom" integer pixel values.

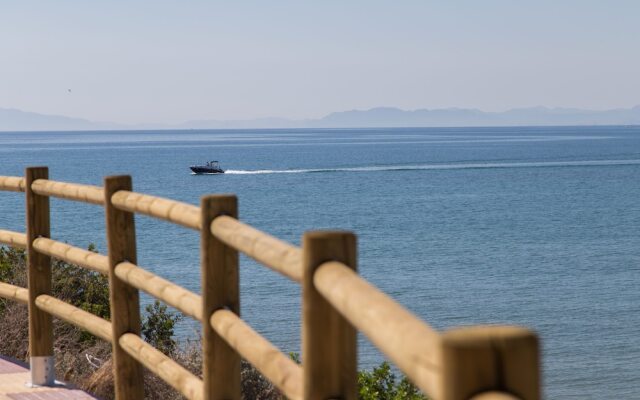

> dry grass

[
  {"left": 0, "top": 246, "right": 282, "bottom": 399},
  {"left": 0, "top": 301, "right": 282, "bottom": 399}
]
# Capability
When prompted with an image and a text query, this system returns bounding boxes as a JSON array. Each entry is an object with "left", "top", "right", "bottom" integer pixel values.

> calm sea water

[{"left": 1, "top": 126, "right": 639, "bottom": 399}]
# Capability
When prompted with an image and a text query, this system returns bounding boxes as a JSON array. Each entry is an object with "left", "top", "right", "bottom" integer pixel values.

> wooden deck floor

[{"left": 0, "top": 356, "right": 97, "bottom": 399}]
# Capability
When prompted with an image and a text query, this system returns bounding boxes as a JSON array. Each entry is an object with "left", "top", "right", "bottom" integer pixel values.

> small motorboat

[{"left": 190, "top": 160, "right": 225, "bottom": 174}]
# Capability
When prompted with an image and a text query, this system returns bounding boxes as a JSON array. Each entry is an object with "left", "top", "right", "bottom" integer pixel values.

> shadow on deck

[{"left": 0, "top": 356, "right": 97, "bottom": 399}]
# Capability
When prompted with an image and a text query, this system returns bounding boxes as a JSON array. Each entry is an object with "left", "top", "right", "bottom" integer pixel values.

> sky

[{"left": 1, "top": 1, "right": 639, "bottom": 124}]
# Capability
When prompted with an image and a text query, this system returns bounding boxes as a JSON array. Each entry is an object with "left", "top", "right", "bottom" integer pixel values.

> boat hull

[{"left": 190, "top": 166, "right": 225, "bottom": 174}]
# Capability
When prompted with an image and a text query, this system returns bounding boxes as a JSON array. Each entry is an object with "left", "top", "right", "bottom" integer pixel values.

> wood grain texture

[
  {"left": 470, "top": 391, "right": 521, "bottom": 400},
  {"left": 111, "top": 190, "right": 200, "bottom": 230},
  {"left": 114, "top": 261, "right": 202, "bottom": 321},
  {"left": 119, "top": 333, "right": 204, "bottom": 400},
  {"left": 25, "top": 167, "right": 54, "bottom": 358},
  {"left": 210, "top": 309, "right": 303, "bottom": 400},
  {"left": 33, "top": 237, "right": 108, "bottom": 274},
  {"left": 314, "top": 261, "right": 442, "bottom": 398},
  {"left": 201, "top": 195, "right": 241, "bottom": 400},
  {"left": 302, "top": 231, "right": 357, "bottom": 400},
  {"left": 0, "top": 229, "right": 27, "bottom": 249},
  {"left": 211, "top": 215, "right": 302, "bottom": 282},
  {"left": 2, "top": 170, "right": 543, "bottom": 399},
  {"left": 440, "top": 325, "right": 539, "bottom": 400},
  {"left": 35, "top": 294, "right": 113, "bottom": 342},
  {"left": 104, "top": 175, "right": 144, "bottom": 400},
  {"left": 0, "top": 175, "right": 26, "bottom": 192},
  {"left": 0, "top": 281, "right": 29, "bottom": 303},
  {"left": 31, "top": 179, "right": 104, "bottom": 205}
]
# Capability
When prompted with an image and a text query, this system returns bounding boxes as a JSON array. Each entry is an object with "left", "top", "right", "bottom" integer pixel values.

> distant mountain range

[
  {"left": 2, "top": 105, "right": 640, "bottom": 131},
  {"left": 0, "top": 108, "right": 120, "bottom": 131}
]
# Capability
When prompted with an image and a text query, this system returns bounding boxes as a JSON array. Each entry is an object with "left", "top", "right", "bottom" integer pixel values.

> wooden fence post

[
  {"left": 201, "top": 194, "right": 241, "bottom": 400},
  {"left": 302, "top": 231, "right": 357, "bottom": 400},
  {"left": 25, "top": 166, "right": 54, "bottom": 386},
  {"left": 104, "top": 176, "right": 144, "bottom": 400},
  {"left": 440, "top": 325, "right": 540, "bottom": 400}
]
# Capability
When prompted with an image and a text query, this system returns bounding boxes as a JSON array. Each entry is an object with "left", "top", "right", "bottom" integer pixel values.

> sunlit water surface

[{"left": 1, "top": 126, "right": 639, "bottom": 399}]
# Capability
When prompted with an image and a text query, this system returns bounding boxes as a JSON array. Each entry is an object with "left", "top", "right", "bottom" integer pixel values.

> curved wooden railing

[{"left": 0, "top": 167, "right": 540, "bottom": 400}]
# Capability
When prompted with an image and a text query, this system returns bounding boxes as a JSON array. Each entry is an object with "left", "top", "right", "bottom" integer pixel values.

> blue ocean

[{"left": 1, "top": 126, "right": 639, "bottom": 399}]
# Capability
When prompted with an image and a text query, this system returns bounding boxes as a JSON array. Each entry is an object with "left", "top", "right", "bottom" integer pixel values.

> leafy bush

[
  {"left": 53, "top": 243, "right": 111, "bottom": 321},
  {"left": 289, "top": 352, "right": 427, "bottom": 400},
  {"left": 1, "top": 245, "right": 427, "bottom": 399},
  {"left": 0, "top": 246, "right": 27, "bottom": 314},
  {"left": 142, "top": 300, "right": 182, "bottom": 355},
  {"left": 0, "top": 244, "right": 112, "bottom": 378},
  {"left": 358, "top": 361, "right": 427, "bottom": 400}
]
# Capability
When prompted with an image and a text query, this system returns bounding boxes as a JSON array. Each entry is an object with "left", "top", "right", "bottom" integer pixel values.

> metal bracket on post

[{"left": 28, "top": 356, "right": 55, "bottom": 387}]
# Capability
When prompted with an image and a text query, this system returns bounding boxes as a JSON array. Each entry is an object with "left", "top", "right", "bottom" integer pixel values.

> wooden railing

[{"left": 0, "top": 168, "right": 540, "bottom": 400}]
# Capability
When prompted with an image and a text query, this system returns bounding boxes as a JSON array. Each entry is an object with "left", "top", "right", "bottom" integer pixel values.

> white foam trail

[
  {"left": 223, "top": 159, "right": 640, "bottom": 175},
  {"left": 224, "top": 169, "right": 309, "bottom": 174}
]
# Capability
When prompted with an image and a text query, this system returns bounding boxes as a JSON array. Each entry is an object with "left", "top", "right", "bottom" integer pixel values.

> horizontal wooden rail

[
  {"left": 210, "top": 309, "right": 303, "bottom": 400},
  {"left": 119, "top": 333, "right": 203, "bottom": 400},
  {"left": 0, "top": 282, "right": 29, "bottom": 304},
  {"left": 35, "top": 294, "right": 113, "bottom": 342},
  {"left": 33, "top": 238, "right": 109, "bottom": 275},
  {"left": 313, "top": 261, "right": 442, "bottom": 399},
  {"left": 1, "top": 168, "right": 542, "bottom": 399},
  {"left": 114, "top": 262, "right": 202, "bottom": 321},
  {"left": 0, "top": 229, "right": 27, "bottom": 249},
  {"left": 31, "top": 179, "right": 105, "bottom": 205},
  {"left": 0, "top": 176, "right": 26, "bottom": 192},
  {"left": 211, "top": 216, "right": 303, "bottom": 282},
  {"left": 111, "top": 190, "right": 201, "bottom": 230}
]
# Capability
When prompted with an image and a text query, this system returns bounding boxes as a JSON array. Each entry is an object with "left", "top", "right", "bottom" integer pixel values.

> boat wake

[{"left": 223, "top": 159, "right": 640, "bottom": 175}]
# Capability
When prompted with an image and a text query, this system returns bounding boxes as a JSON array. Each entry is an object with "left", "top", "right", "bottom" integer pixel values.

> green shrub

[
  {"left": 358, "top": 362, "right": 427, "bottom": 400},
  {"left": 1, "top": 245, "right": 428, "bottom": 399},
  {"left": 0, "top": 246, "right": 26, "bottom": 313},
  {"left": 51, "top": 245, "right": 110, "bottom": 321},
  {"left": 141, "top": 300, "right": 182, "bottom": 355},
  {"left": 288, "top": 352, "right": 426, "bottom": 400},
  {"left": 0, "top": 246, "right": 25, "bottom": 284}
]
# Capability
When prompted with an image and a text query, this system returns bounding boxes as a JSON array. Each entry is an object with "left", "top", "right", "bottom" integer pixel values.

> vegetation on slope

[{"left": 0, "top": 245, "right": 425, "bottom": 399}]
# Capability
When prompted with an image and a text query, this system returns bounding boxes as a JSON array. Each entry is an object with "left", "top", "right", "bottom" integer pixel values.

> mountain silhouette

[{"left": 2, "top": 106, "right": 640, "bottom": 131}]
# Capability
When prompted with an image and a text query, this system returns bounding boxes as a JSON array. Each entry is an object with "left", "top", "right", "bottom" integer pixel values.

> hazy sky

[{"left": 1, "top": 1, "right": 639, "bottom": 124}]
